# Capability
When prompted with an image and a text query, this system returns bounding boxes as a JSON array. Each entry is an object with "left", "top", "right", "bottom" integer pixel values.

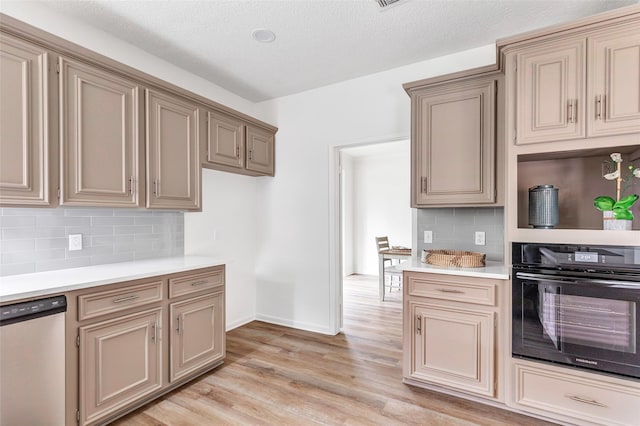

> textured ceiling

[{"left": 32, "top": 0, "right": 638, "bottom": 102}]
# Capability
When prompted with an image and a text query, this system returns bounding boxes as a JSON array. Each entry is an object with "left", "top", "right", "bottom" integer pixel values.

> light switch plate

[
  {"left": 423, "top": 230, "right": 433, "bottom": 244},
  {"left": 474, "top": 231, "right": 486, "bottom": 246},
  {"left": 69, "top": 234, "right": 83, "bottom": 251}
]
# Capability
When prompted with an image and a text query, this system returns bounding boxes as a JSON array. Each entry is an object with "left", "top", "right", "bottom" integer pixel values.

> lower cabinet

[
  {"left": 403, "top": 271, "right": 501, "bottom": 399},
  {"left": 170, "top": 292, "right": 225, "bottom": 382},
  {"left": 79, "top": 308, "right": 162, "bottom": 426},
  {"left": 512, "top": 361, "right": 640, "bottom": 426},
  {"left": 409, "top": 302, "right": 495, "bottom": 397},
  {"left": 69, "top": 265, "right": 225, "bottom": 426}
]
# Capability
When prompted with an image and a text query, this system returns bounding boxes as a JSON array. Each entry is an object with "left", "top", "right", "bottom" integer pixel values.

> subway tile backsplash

[
  {"left": 0, "top": 207, "right": 184, "bottom": 276},
  {"left": 417, "top": 207, "right": 504, "bottom": 262}
]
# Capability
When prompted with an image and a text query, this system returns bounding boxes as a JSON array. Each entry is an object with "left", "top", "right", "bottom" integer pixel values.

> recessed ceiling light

[{"left": 251, "top": 28, "right": 276, "bottom": 43}]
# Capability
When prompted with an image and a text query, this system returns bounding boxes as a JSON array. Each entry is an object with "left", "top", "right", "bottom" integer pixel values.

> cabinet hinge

[
  {"left": 56, "top": 61, "right": 60, "bottom": 74},
  {"left": 76, "top": 410, "right": 80, "bottom": 422},
  {"left": 76, "top": 334, "right": 80, "bottom": 347}
]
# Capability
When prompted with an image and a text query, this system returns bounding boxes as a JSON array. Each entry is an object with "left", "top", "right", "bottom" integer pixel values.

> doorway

[{"left": 333, "top": 139, "right": 413, "bottom": 331}]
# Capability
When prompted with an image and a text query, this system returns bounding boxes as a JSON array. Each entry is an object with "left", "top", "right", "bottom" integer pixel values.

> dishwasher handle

[{"left": 0, "top": 295, "right": 67, "bottom": 326}]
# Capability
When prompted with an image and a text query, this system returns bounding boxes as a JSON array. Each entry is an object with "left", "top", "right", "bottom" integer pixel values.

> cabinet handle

[
  {"left": 152, "top": 321, "right": 157, "bottom": 343},
  {"left": 129, "top": 176, "right": 134, "bottom": 195},
  {"left": 565, "top": 394, "right": 607, "bottom": 408},
  {"left": 153, "top": 179, "right": 158, "bottom": 196},
  {"left": 236, "top": 146, "right": 240, "bottom": 157},
  {"left": 421, "top": 177, "right": 427, "bottom": 194},
  {"left": 191, "top": 280, "right": 209, "bottom": 287},
  {"left": 176, "top": 317, "right": 181, "bottom": 335},
  {"left": 249, "top": 150, "right": 253, "bottom": 161},
  {"left": 567, "top": 99, "right": 575, "bottom": 124},
  {"left": 437, "top": 288, "right": 464, "bottom": 294},
  {"left": 595, "top": 95, "right": 602, "bottom": 120},
  {"left": 112, "top": 294, "right": 139, "bottom": 304},
  {"left": 416, "top": 315, "right": 422, "bottom": 335}
]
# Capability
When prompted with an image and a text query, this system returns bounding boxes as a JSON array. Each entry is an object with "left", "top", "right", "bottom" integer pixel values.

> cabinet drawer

[
  {"left": 406, "top": 273, "right": 496, "bottom": 306},
  {"left": 515, "top": 363, "right": 640, "bottom": 426},
  {"left": 169, "top": 269, "right": 224, "bottom": 299},
  {"left": 78, "top": 280, "right": 163, "bottom": 321}
]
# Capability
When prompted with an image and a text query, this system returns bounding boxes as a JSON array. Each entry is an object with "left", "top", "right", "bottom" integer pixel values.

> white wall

[
  {"left": 255, "top": 45, "right": 496, "bottom": 334},
  {"left": 1, "top": 3, "right": 264, "bottom": 330},
  {"left": 351, "top": 145, "right": 412, "bottom": 275}
]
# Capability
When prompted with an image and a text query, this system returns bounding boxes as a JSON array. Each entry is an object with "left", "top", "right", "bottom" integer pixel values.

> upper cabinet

[
  {"left": 514, "top": 24, "right": 640, "bottom": 145},
  {"left": 204, "top": 110, "right": 275, "bottom": 177},
  {"left": 59, "top": 57, "right": 142, "bottom": 207},
  {"left": 406, "top": 73, "right": 500, "bottom": 207},
  {"left": 0, "top": 34, "right": 52, "bottom": 206},
  {"left": 145, "top": 89, "right": 200, "bottom": 210}
]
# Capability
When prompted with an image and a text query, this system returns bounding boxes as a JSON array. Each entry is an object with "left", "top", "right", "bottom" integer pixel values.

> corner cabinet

[
  {"left": 0, "top": 33, "right": 52, "bottom": 206},
  {"left": 59, "top": 57, "right": 143, "bottom": 207},
  {"left": 406, "top": 73, "right": 501, "bottom": 207},
  {"left": 205, "top": 109, "right": 276, "bottom": 177},
  {"left": 67, "top": 265, "right": 225, "bottom": 426},
  {"left": 145, "top": 89, "right": 200, "bottom": 209},
  {"left": 403, "top": 271, "right": 502, "bottom": 399}
]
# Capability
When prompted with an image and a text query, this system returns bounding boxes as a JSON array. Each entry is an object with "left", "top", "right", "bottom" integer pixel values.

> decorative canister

[{"left": 528, "top": 185, "right": 559, "bottom": 229}]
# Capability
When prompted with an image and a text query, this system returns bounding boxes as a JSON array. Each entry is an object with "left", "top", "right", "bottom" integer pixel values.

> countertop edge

[{"left": 396, "top": 260, "right": 510, "bottom": 280}]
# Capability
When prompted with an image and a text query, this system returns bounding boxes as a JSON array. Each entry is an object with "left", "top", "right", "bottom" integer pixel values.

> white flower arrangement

[{"left": 594, "top": 153, "right": 640, "bottom": 221}]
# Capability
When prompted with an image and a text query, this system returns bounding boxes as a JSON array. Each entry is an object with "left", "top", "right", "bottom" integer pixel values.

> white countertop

[
  {"left": 395, "top": 259, "right": 509, "bottom": 280},
  {"left": 0, "top": 256, "right": 224, "bottom": 303}
]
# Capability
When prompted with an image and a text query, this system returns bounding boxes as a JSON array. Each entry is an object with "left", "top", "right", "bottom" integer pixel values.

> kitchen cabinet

[
  {"left": 207, "top": 110, "right": 245, "bottom": 169},
  {"left": 246, "top": 124, "right": 275, "bottom": 176},
  {"left": 0, "top": 33, "right": 52, "bottom": 206},
  {"left": 145, "top": 89, "right": 200, "bottom": 209},
  {"left": 403, "top": 272, "right": 500, "bottom": 399},
  {"left": 205, "top": 111, "right": 276, "bottom": 177},
  {"left": 170, "top": 292, "right": 225, "bottom": 382},
  {"left": 512, "top": 361, "right": 640, "bottom": 426},
  {"left": 67, "top": 265, "right": 225, "bottom": 425},
  {"left": 60, "top": 57, "right": 142, "bottom": 207},
  {"left": 407, "top": 74, "right": 498, "bottom": 207},
  {"left": 515, "top": 24, "right": 640, "bottom": 145},
  {"left": 79, "top": 308, "right": 162, "bottom": 426}
]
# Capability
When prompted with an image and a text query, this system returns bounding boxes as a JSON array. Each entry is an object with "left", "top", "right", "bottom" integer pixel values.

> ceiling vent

[{"left": 376, "top": 0, "right": 404, "bottom": 9}]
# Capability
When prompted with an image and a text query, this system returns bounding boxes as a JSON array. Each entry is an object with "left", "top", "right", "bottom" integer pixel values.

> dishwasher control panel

[{"left": 0, "top": 295, "right": 66, "bottom": 325}]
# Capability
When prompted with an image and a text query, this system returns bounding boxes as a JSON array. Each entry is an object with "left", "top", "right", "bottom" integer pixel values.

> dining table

[{"left": 378, "top": 247, "right": 412, "bottom": 301}]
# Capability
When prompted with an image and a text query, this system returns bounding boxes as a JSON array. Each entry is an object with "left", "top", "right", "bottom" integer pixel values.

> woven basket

[{"left": 422, "top": 249, "right": 486, "bottom": 268}]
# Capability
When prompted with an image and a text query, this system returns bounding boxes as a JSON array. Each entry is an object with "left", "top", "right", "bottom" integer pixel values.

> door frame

[{"left": 327, "top": 135, "right": 415, "bottom": 334}]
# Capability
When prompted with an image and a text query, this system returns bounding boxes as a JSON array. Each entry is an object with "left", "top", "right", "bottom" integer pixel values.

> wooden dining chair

[{"left": 375, "top": 236, "right": 402, "bottom": 300}]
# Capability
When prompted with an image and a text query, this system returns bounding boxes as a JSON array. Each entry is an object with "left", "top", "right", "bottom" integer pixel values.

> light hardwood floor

[{"left": 114, "top": 275, "right": 552, "bottom": 425}]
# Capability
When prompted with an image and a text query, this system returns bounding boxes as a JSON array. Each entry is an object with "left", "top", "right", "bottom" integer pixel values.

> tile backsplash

[
  {"left": 0, "top": 207, "right": 184, "bottom": 276},
  {"left": 417, "top": 207, "right": 504, "bottom": 262}
]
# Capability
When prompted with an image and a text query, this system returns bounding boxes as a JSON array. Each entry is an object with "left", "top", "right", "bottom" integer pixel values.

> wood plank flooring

[{"left": 114, "top": 275, "right": 552, "bottom": 425}]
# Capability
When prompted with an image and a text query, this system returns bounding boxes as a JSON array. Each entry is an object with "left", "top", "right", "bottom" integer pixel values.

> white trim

[
  {"left": 255, "top": 313, "right": 334, "bottom": 335},
  {"left": 327, "top": 134, "right": 410, "bottom": 335}
]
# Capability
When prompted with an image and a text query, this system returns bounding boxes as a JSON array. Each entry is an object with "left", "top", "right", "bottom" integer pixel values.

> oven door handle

[{"left": 515, "top": 272, "right": 640, "bottom": 288}]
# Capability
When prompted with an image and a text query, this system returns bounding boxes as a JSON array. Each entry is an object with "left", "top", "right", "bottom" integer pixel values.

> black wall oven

[{"left": 512, "top": 243, "right": 640, "bottom": 379}]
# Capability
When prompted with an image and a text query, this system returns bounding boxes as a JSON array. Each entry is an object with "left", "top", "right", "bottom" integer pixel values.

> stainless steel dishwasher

[{"left": 0, "top": 295, "right": 66, "bottom": 426}]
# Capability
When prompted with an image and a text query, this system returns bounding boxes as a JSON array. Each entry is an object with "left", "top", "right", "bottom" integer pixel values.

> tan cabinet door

[
  {"left": 146, "top": 89, "right": 200, "bottom": 209},
  {"left": 79, "top": 308, "right": 162, "bottom": 426},
  {"left": 170, "top": 292, "right": 225, "bottom": 382},
  {"left": 413, "top": 78, "right": 496, "bottom": 206},
  {"left": 207, "top": 110, "right": 245, "bottom": 169},
  {"left": 246, "top": 124, "right": 275, "bottom": 176},
  {"left": 588, "top": 26, "right": 640, "bottom": 137},
  {"left": 409, "top": 302, "right": 495, "bottom": 397},
  {"left": 60, "top": 57, "right": 141, "bottom": 206},
  {"left": 516, "top": 39, "right": 585, "bottom": 144},
  {"left": 0, "top": 34, "right": 50, "bottom": 206}
]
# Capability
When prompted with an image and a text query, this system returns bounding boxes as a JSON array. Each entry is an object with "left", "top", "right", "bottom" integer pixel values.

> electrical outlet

[
  {"left": 423, "top": 230, "right": 433, "bottom": 244},
  {"left": 69, "top": 234, "right": 83, "bottom": 251},
  {"left": 474, "top": 231, "right": 486, "bottom": 246}
]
